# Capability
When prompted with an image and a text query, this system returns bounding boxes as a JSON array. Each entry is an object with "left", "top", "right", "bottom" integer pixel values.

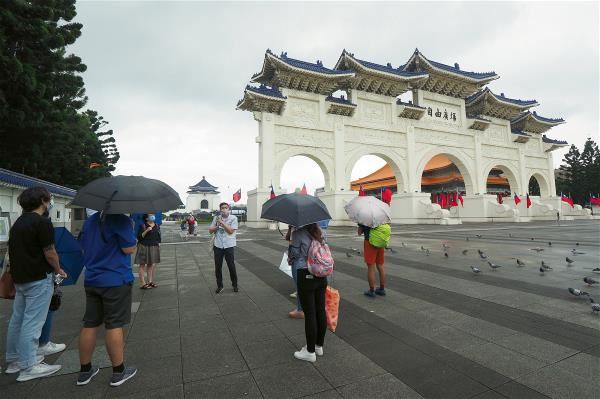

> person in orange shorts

[{"left": 358, "top": 224, "right": 386, "bottom": 298}]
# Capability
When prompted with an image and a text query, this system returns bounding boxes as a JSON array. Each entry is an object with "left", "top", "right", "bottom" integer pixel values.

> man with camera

[{"left": 208, "top": 203, "right": 238, "bottom": 294}]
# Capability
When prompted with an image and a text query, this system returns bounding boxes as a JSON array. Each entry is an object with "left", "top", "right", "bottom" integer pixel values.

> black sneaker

[
  {"left": 76, "top": 367, "right": 99, "bottom": 386},
  {"left": 215, "top": 287, "right": 224, "bottom": 294},
  {"left": 109, "top": 367, "right": 137, "bottom": 387},
  {"left": 233, "top": 286, "right": 239, "bottom": 293}
]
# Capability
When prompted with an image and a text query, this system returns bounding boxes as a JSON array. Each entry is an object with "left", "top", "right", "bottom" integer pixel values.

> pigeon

[
  {"left": 442, "top": 243, "right": 450, "bottom": 250},
  {"left": 425, "top": 249, "right": 430, "bottom": 256},
  {"left": 488, "top": 261, "right": 501, "bottom": 270},
  {"left": 568, "top": 288, "right": 589, "bottom": 297},
  {"left": 350, "top": 247, "right": 358, "bottom": 252},
  {"left": 470, "top": 266, "right": 481, "bottom": 274},
  {"left": 462, "top": 249, "right": 468, "bottom": 255},
  {"left": 576, "top": 242, "right": 580, "bottom": 246},
  {"left": 357, "top": 251, "right": 362, "bottom": 256},
  {"left": 444, "top": 252, "right": 449, "bottom": 258},
  {"left": 531, "top": 237, "right": 535, "bottom": 241},
  {"left": 479, "top": 252, "right": 488, "bottom": 260},
  {"left": 539, "top": 267, "right": 545, "bottom": 274},
  {"left": 516, "top": 259, "right": 525, "bottom": 267},
  {"left": 530, "top": 247, "right": 544, "bottom": 253},
  {"left": 592, "top": 268, "right": 600, "bottom": 274},
  {"left": 548, "top": 242, "right": 552, "bottom": 246},
  {"left": 402, "top": 242, "right": 406, "bottom": 247},
  {"left": 571, "top": 249, "right": 585, "bottom": 255},
  {"left": 476, "top": 234, "right": 482, "bottom": 239},
  {"left": 345, "top": 252, "right": 353, "bottom": 258},
  {"left": 584, "top": 277, "right": 599, "bottom": 286},
  {"left": 541, "top": 261, "right": 552, "bottom": 270},
  {"left": 590, "top": 298, "right": 600, "bottom": 314},
  {"left": 477, "top": 249, "right": 483, "bottom": 255},
  {"left": 389, "top": 248, "right": 397, "bottom": 254},
  {"left": 421, "top": 246, "right": 426, "bottom": 251},
  {"left": 566, "top": 257, "right": 574, "bottom": 266},
  {"left": 508, "top": 233, "right": 512, "bottom": 238}
]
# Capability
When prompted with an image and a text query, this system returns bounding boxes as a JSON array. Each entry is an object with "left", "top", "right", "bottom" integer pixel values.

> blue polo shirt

[{"left": 80, "top": 213, "right": 137, "bottom": 287}]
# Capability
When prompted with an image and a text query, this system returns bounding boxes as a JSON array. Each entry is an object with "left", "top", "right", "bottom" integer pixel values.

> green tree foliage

[
  {"left": 557, "top": 138, "right": 600, "bottom": 205},
  {"left": 0, "top": 0, "right": 118, "bottom": 188}
]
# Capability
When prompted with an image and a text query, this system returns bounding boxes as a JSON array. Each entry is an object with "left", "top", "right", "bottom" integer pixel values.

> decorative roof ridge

[
  {"left": 542, "top": 135, "right": 568, "bottom": 145},
  {"left": 0, "top": 167, "right": 77, "bottom": 197},
  {"left": 325, "top": 94, "right": 356, "bottom": 106},
  {"left": 403, "top": 49, "right": 499, "bottom": 80},
  {"left": 396, "top": 99, "right": 425, "bottom": 109},
  {"left": 245, "top": 84, "right": 287, "bottom": 99},
  {"left": 251, "top": 49, "right": 354, "bottom": 80},
  {"left": 466, "top": 88, "right": 538, "bottom": 107},
  {"left": 512, "top": 111, "right": 565, "bottom": 125},
  {"left": 335, "top": 49, "right": 428, "bottom": 79}
]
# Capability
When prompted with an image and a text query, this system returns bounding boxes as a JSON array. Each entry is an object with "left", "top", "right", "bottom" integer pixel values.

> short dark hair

[
  {"left": 18, "top": 187, "right": 51, "bottom": 212},
  {"left": 219, "top": 202, "right": 230, "bottom": 209}
]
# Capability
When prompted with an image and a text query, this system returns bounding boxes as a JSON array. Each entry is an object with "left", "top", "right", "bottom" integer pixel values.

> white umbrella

[{"left": 344, "top": 196, "right": 391, "bottom": 227}]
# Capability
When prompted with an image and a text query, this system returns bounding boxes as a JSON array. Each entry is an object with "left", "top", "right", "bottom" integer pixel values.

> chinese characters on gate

[{"left": 427, "top": 107, "right": 457, "bottom": 122}]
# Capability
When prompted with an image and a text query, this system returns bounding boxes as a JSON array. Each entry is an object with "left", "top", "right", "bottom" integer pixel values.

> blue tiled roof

[
  {"left": 351, "top": 57, "right": 427, "bottom": 78},
  {"left": 404, "top": 49, "right": 498, "bottom": 80},
  {"left": 252, "top": 50, "right": 352, "bottom": 79},
  {"left": 531, "top": 111, "right": 565, "bottom": 124},
  {"left": 466, "top": 88, "right": 537, "bottom": 107},
  {"left": 0, "top": 168, "right": 77, "bottom": 198},
  {"left": 325, "top": 95, "right": 356, "bottom": 106},
  {"left": 542, "top": 135, "right": 568, "bottom": 145},
  {"left": 189, "top": 177, "right": 218, "bottom": 191},
  {"left": 245, "top": 84, "right": 286, "bottom": 99},
  {"left": 396, "top": 99, "right": 425, "bottom": 109}
]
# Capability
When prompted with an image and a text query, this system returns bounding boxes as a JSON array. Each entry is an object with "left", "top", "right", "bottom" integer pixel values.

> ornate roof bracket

[
  {"left": 511, "top": 111, "right": 565, "bottom": 134},
  {"left": 236, "top": 85, "right": 287, "bottom": 115},
  {"left": 467, "top": 115, "right": 491, "bottom": 131},
  {"left": 542, "top": 135, "right": 568, "bottom": 152},
  {"left": 397, "top": 100, "right": 426, "bottom": 120},
  {"left": 326, "top": 95, "right": 356, "bottom": 117},
  {"left": 465, "top": 88, "right": 538, "bottom": 120},
  {"left": 511, "top": 130, "right": 531, "bottom": 143}
]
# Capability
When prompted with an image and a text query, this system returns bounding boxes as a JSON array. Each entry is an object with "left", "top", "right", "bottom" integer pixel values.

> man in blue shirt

[{"left": 76, "top": 212, "right": 138, "bottom": 387}]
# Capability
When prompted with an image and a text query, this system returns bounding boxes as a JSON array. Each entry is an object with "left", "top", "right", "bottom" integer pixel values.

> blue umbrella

[{"left": 54, "top": 227, "right": 84, "bottom": 286}]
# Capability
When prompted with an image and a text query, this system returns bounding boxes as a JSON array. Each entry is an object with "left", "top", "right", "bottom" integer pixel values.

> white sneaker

[
  {"left": 37, "top": 342, "right": 66, "bottom": 356},
  {"left": 5, "top": 355, "right": 44, "bottom": 374},
  {"left": 294, "top": 346, "right": 316, "bottom": 363},
  {"left": 290, "top": 292, "right": 297, "bottom": 298},
  {"left": 315, "top": 345, "right": 323, "bottom": 356},
  {"left": 16, "top": 362, "right": 61, "bottom": 382}
]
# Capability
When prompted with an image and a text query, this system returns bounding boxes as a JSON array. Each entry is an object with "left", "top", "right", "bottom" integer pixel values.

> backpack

[
  {"left": 307, "top": 240, "right": 334, "bottom": 277},
  {"left": 368, "top": 224, "right": 391, "bottom": 248}
]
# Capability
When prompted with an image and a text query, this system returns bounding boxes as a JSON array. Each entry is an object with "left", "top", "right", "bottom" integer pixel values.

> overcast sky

[{"left": 72, "top": 1, "right": 599, "bottom": 204}]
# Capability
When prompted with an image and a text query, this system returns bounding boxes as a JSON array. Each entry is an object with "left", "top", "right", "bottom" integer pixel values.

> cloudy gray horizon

[{"left": 72, "top": 1, "right": 599, "bottom": 204}]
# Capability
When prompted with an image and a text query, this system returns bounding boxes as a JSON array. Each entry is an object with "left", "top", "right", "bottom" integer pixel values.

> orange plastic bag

[{"left": 325, "top": 286, "right": 340, "bottom": 332}]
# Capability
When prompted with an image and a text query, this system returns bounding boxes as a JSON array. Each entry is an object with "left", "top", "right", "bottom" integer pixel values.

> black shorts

[{"left": 83, "top": 283, "right": 132, "bottom": 329}]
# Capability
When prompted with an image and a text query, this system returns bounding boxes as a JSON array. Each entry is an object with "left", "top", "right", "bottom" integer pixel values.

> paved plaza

[{"left": 1, "top": 220, "right": 599, "bottom": 399}]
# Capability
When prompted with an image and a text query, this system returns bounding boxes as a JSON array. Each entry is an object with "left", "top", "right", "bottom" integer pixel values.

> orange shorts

[{"left": 364, "top": 240, "right": 384, "bottom": 265}]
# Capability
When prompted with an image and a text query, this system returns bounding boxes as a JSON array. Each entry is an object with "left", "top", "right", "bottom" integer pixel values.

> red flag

[
  {"left": 526, "top": 193, "right": 531, "bottom": 208},
  {"left": 449, "top": 192, "right": 458, "bottom": 208},
  {"left": 441, "top": 192, "right": 448, "bottom": 209},
  {"left": 561, "top": 195, "right": 574, "bottom": 208},
  {"left": 497, "top": 193, "right": 503, "bottom": 204},
  {"left": 358, "top": 184, "right": 366, "bottom": 197},
  {"left": 457, "top": 192, "right": 464, "bottom": 207},
  {"left": 514, "top": 193, "right": 521, "bottom": 205},
  {"left": 233, "top": 188, "right": 241, "bottom": 203},
  {"left": 591, "top": 197, "right": 600, "bottom": 206},
  {"left": 269, "top": 186, "right": 276, "bottom": 199},
  {"left": 381, "top": 188, "right": 392, "bottom": 205},
  {"left": 300, "top": 184, "right": 308, "bottom": 195}
]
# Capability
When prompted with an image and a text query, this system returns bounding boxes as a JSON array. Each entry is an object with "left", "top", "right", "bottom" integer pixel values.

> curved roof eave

[
  {"left": 252, "top": 52, "right": 355, "bottom": 83},
  {"left": 403, "top": 50, "right": 499, "bottom": 82}
]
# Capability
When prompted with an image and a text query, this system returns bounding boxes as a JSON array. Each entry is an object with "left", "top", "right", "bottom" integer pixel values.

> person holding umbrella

[
  {"left": 71, "top": 175, "right": 183, "bottom": 387},
  {"left": 135, "top": 214, "right": 161, "bottom": 290}
]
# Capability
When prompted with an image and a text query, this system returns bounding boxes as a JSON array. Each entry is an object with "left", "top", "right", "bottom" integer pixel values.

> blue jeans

[
  {"left": 5, "top": 274, "right": 53, "bottom": 369},
  {"left": 291, "top": 261, "right": 303, "bottom": 311},
  {"left": 39, "top": 310, "right": 54, "bottom": 346}
]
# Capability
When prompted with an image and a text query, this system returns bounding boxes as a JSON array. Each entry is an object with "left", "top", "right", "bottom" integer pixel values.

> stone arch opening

[
  {"left": 484, "top": 163, "right": 520, "bottom": 200},
  {"left": 345, "top": 151, "right": 407, "bottom": 195},
  {"left": 200, "top": 199, "right": 209, "bottom": 209},
  {"left": 528, "top": 173, "right": 549, "bottom": 197},
  {"left": 417, "top": 150, "right": 476, "bottom": 196},
  {"left": 277, "top": 155, "right": 328, "bottom": 195}
]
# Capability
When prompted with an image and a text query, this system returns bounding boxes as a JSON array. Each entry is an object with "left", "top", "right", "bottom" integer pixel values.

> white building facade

[
  {"left": 237, "top": 49, "right": 591, "bottom": 227},
  {"left": 185, "top": 176, "right": 222, "bottom": 212}
]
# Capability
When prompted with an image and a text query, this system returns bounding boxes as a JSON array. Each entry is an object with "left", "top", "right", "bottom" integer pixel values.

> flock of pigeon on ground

[{"left": 345, "top": 233, "right": 600, "bottom": 315}]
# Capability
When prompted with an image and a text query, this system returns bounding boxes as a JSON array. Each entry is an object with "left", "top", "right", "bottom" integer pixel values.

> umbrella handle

[{"left": 277, "top": 223, "right": 284, "bottom": 237}]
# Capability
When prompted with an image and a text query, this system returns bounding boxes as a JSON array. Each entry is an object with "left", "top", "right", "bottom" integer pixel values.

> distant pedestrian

[
  {"left": 77, "top": 212, "right": 137, "bottom": 387},
  {"left": 292, "top": 223, "right": 327, "bottom": 363},
  {"left": 556, "top": 210, "right": 560, "bottom": 225},
  {"left": 5, "top": 187, "right": 67, "bottom": 381},
  {"left": 135, "top": 214, "right": 161, "bottom": 289},
  {"left": 187, "top": 214, "right": 197, "bottom": 236},
  {"left": 286, "top": 226, "right": 304, "bottom": 319},
  {"left": 358, "top": 224, "right": 386, "bottom": 297},
  {"left": 209, "top": 203, "right": 239, "bottom": 293}
]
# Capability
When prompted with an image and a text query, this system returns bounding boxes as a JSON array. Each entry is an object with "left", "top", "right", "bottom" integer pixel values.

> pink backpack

[{"left": 307, "top": 240, "right": 334, "bottom": 277}]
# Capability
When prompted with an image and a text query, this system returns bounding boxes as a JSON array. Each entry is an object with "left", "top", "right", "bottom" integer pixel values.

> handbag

[
  {"left": 49, "top": 286, "right": 62, "bottom": 311},
  {"left": 325, "top": 285, "right": 340, "bottom": 332},
  {"left": 0, "top": 252, "right": 16, "bottom": 300},
  {"left": 279, "top": 251, "right": 292, "bottom": 278}
]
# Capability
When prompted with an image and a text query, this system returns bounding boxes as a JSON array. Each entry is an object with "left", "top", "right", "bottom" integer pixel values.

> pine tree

[
  {"left": 0, "top": 0, "right": 118, "bottom": 188},
  {"left": 557, "top": 138, "right": 600, "bottom": 205}
]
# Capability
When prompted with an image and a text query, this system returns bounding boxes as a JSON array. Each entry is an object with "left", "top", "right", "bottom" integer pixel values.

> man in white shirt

[{"left": 208, "top": 203, "right": 238, "bottom": 293}]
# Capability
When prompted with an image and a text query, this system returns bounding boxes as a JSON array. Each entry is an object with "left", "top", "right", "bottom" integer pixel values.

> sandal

[
  {"left": 149, "top": 282, "right": 158, "bottom": 288},
  {"left": 140, "top": 283, "right": 150, "bottom": 289}
]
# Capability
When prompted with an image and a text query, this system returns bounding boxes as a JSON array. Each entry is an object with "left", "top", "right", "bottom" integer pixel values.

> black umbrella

[
  {"left": 72, "top": 175, "right": 183, "bottom": 214},
  {"left": 261, "top": 192, "right": 331, "bottom": 227}
]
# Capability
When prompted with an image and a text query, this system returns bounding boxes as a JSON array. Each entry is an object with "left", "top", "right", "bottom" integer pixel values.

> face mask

[
  {"left": 148, "top": 215, "right": 156, "bottom": 222},
  {"left": 220, "top": 210, "right": 229, "bottom": 217}
]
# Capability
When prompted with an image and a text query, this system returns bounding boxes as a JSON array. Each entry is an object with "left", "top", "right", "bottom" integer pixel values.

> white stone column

[
  {"left": 406, "top": 125, "right": 418, "bottom": 192},
  {"left": 333, "top": 121, "right": 346, "bottom": 191},
  {"left": 257, "top": 112, "right": 275, "bottom": 188},
  {"left": 547, "top": 152, "right": 556, "bottom": 197},
  {"left": 473, "top": 134, "right": 483, "bottom": 195}
]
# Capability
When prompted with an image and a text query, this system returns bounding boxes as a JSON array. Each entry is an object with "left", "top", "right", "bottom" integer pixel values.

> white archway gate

[{"left": 237, "top": 49, "right": 581, "bottom": 226}]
